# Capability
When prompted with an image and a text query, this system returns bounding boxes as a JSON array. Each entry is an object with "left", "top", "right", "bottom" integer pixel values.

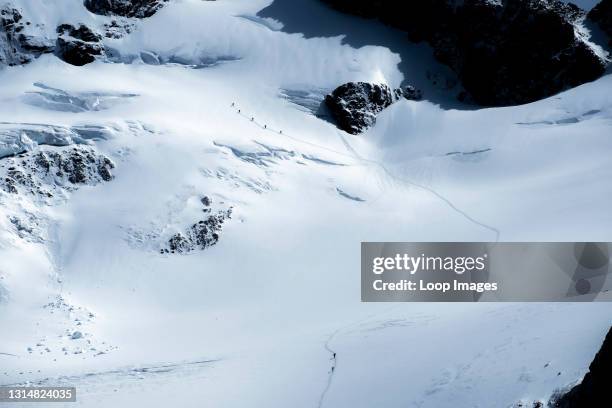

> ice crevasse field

[{"left": 0, "top": 0, "right": 611, "bottom": 407}]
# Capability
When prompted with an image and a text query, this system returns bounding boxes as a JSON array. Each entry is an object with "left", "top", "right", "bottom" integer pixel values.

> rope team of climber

[{"left": 231, "top": 102, "right": 283, "bottom": 135}]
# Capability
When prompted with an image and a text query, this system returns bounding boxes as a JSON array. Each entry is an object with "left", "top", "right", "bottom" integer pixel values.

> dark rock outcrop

[
  {"left": 325, "top": 82, "right": 421, "bottom": 134},
  {"left": 1, "top": 6, "right": 54, "bottom": 66},
  {"left": 163, "top": 208, "right": 232, "bottom": 254},
  {"left": 325, "top": 82, "right": 399, "bottom": 134},
  {"left": 55, "top": 24, "right": 104, "bottom": 66},
  {"left": 84, "top": 0, "right": 169, "bottom": 18},
  {"left": 321, "top": 0, "right": 607, "bottom": 106},
  {"left": 589, "top": 0, "right": 612, "bottom": 45},
  {"left": 550, "top": 326, "right": 612, "bottom": 407},
  {"left": 1, "top": 146, "right": 115, "bottom": 196}
]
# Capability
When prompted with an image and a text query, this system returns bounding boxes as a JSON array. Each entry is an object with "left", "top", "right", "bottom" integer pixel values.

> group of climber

[{"left": 231, "top": 102, "right": 283, "bottom": 134}]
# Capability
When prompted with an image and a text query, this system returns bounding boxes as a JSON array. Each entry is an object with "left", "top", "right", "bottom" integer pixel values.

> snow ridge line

[{"left": 229, "top": 104, "right": 501, "bottom": 242}]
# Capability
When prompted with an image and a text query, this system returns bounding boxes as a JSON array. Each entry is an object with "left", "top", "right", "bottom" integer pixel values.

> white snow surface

[{"left": 0, "top": 1, "right": 611, "bottom": 407}]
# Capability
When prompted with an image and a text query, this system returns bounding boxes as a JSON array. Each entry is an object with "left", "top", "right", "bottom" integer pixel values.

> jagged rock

[
  {"left": 1, "top": 146, "right": 115, "bottom": 196},
  {"left": 103, "top": 20, "right": 134, "bottom": 39},
  {"left": 0, "top": 6, "right": 54, "bottom": 66},
  {"left": 84, "top": 0, "right": 169, "bottom": 18},
  {"left": 550, "top": 326, "right": 612, "bottom": 407},
  {"left": 403, "top": 85, "right": 423, "bottom": 101},
  {"left": 325, "top": 82, "right": 415, "bottom": 134},
  {"left": 511, "top": 402, "right": 544, "bottom": 408},
  {"left": 163, "top": 208, "right": 232, "bottom": 254},
  {"left": 55, "top": 24, "right": 104, "bottom": 66},
  {"left": 321, "top": 0, "right": 607, "bottom": 106},
  {"left": 325, "top": 82, "right": 394, "bottom": 134},
  {"left": 589, "top": 0, "right": 612, "bottom": 45}
]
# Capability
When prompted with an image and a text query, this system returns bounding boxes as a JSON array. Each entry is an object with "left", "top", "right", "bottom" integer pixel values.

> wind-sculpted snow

[
  {"left": 0, "top": 122, "right": 115, "bottom": 158},
  {"left": 22, "top": 82, "right": 138, "bottom": 113},
  {"left": 106, "top": 48, "right": 241, "bottom": 69},
  {"left": 5, "top": 357, "right": 218, "bottom": 389},
  {"left": 279, "top": 88, "right": 330, "bottom": 118},
  {"left": 201, "top": 167, "right": 275, "bottom": 194},
  {"left": 214, "top": 140, "right": 297, "bottom": 168}
]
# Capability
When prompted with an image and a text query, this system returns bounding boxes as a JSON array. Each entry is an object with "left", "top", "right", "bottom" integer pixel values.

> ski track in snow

[
  {"left": 231, "top": 103, "right": 501, "bottom": 242},
  {"left": 317, "top": 329, "right": 339, "bottom": 408}
]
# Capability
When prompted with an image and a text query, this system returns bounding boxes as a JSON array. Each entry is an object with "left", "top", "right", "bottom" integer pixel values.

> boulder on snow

[
  {"left": 55, "top": 24, "right": 104, "bottom": 66},
  {"left": 1, "top": 6, "right": 54, "bottom": 66},
  {"left": 325, "top": 82, "right": 407, "bottom": 134},
  {"left": 550, "top": 326, "right": 612, "bottom": 407},
  {"left": 589, "top": 0, "right": 612, "bottom": 45},
  {"left": 84, "top": 0, "right": 169, "bottom": 18},
  {"left": 321, "top": 0, "right": 607, "bottom": 106},
  {"left": 70, "top": 331, "right": 83, "bottom": 340}
]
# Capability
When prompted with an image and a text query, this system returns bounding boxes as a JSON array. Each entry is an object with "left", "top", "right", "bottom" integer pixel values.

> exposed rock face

[
  {"left": 550, "top": 326, "right": 612, "bottom": 407},
  {"left": 589, "top": 0, "right": 612, "bottom": 45},
  {"left": 103, "top": 20, "right": 135, "bottom": 39},
  {"left": 55, "top": 24, "right": 104, "bottom": 66},
  {"left": 163, "top": 208, "right": 232, "bottom": 254},
  {"left": 0, "top": 6, "right": 54, "bottom": 66},
  {"left": 1, "top": 146, "right": 115, "bottom": 196},
  {"left": 84, "top": 0, "right": 169, "bottom": 18},
  {"left": 325, "top": 82, "right": 420, "bottom": 134},
  {"left": 321, "top": 0, "right": 607, "bottom": 106}
]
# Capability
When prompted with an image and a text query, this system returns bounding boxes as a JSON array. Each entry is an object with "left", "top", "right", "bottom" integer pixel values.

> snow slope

[{"left": 1, "top": 1, "right": 611, "bottom": 407}]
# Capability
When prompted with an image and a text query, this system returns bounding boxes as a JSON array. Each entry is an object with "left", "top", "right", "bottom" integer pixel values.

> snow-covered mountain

[{"left": 1, "top": 1, "right": 611, "bottom": 407}]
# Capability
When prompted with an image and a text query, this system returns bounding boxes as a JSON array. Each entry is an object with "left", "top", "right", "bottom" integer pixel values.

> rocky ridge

[
  {"left": 550, "top": 326, "right": 612, "bottom": 407},
  {"left": 0, "top": 5, "right": 53, "bottom": 66},
  {"left": 589, "top": 0, "right": 612, "bottom": 45},
  {"left": 84, "top": 0, "right": 169, "bottom": 18},
  {"left": 321, "top": 0, "right": 609, "bottom": 106}
]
